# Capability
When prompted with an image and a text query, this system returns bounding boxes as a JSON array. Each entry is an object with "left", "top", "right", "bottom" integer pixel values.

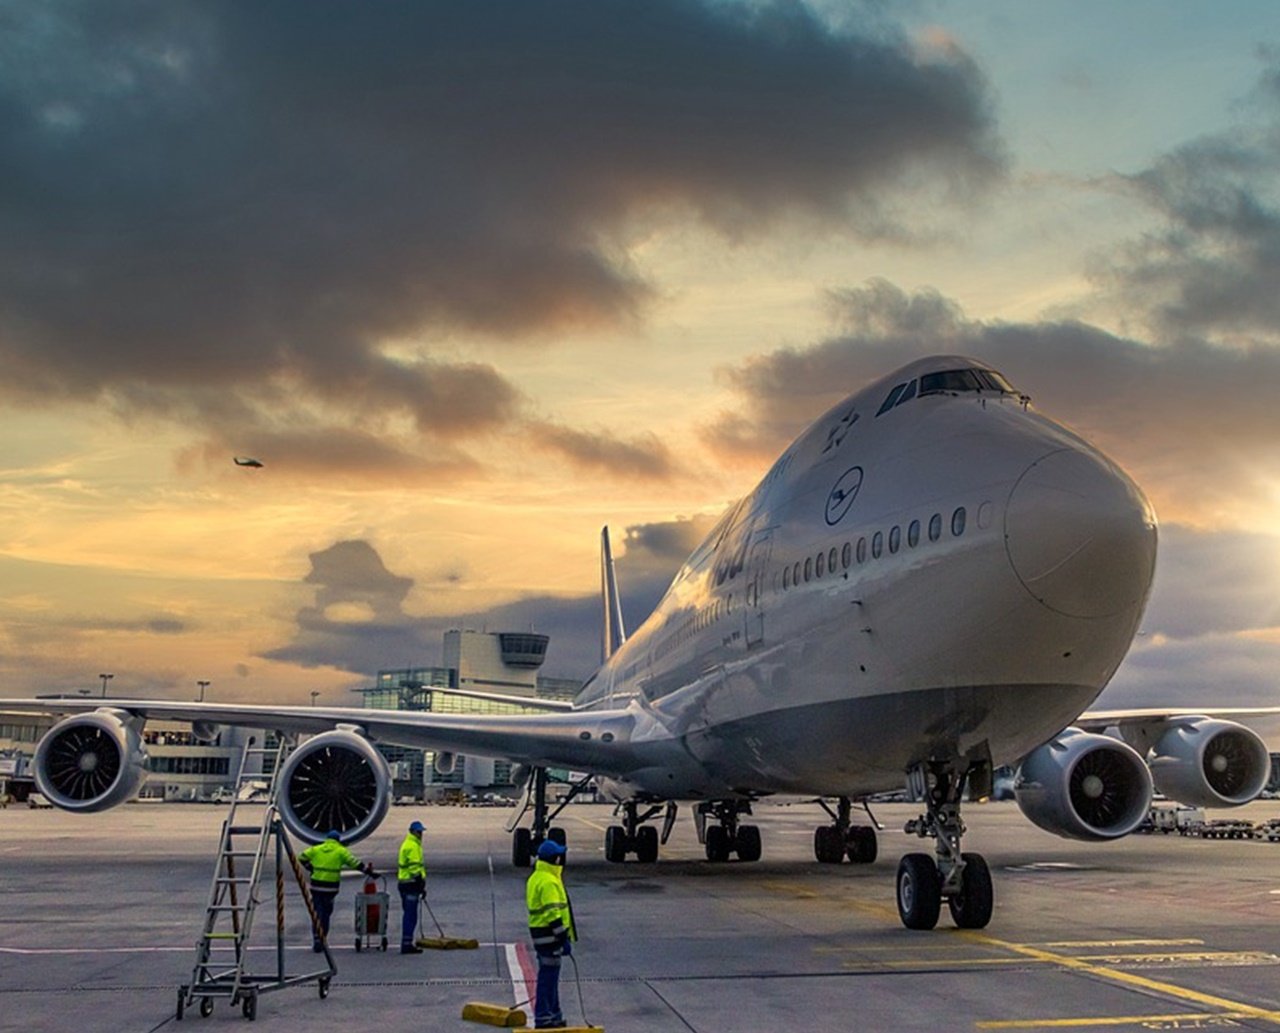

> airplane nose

[{"left": 1005, "top": 448, "right": 1157, "bottom": 619}]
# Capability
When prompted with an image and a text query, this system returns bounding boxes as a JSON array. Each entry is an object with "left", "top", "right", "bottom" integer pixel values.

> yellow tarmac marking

[
  {"left": 977, "top": 1012, "right": 1256, "bottom": 1029},
  {"left": 963, "top": 932, "right": 1280, "bottom": 1027},
  {"left": 570, "top": 815, "right": 609, "bottom": 833},
  {"left": 1038, "top": 940, "right": 1205, "bottom": 949}
]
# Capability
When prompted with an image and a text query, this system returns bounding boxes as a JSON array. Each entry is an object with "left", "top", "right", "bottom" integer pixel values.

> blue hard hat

[
  {"left": 409, "top": 820, "right": 425, "bottom": 833},
  {"left": 536, "top": 839, "right": 566, "bottom": 861},
  {"left": 326, "top": 829, "right": 342, "bottom": 841}
]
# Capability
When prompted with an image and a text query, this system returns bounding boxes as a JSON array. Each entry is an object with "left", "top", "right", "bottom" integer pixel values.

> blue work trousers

[
  {"left": 534, "top": 951, "right": 564, "bottom": 1028},
  {"left": 311, "top": 885, "right": 338, "bottom": 947},
  {"left": 398, "top": 883, "right": 421, "bottom": 947}
]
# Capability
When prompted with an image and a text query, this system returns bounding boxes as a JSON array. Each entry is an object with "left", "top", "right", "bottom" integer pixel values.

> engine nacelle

[
  {"left": 34, "top": 711, "right": 149, "bottom": 812},
  {"left": 190, "top": 721, "right": 225, "bottom": 744},
  {"left": 1015, "top": 728, "right": 1152, "bottom": 841},
  {"left": 277, "top": 730, "right": 391, "bottom": 846},
  {"left": 1148, "top": 716, "right": 1270, "bottom": 807}
]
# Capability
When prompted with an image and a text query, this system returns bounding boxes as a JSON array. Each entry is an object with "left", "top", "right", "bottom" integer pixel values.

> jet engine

[
  {"left": 1015, "top": 728, "right": 1152, "bottom": 840},
  {"left": 33, "top": 711, "right": 149, "bottom": 812},
  {"left": 1148, "top": 717, "right": 1269, "bottom": 807},
  {"left": 277, "top": 730, "right": 391, "bottom": 846}
]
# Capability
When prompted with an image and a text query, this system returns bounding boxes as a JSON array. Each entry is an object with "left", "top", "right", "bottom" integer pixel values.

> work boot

[{"left": 400, "top": 943, "right": 423, "bottom": 954}]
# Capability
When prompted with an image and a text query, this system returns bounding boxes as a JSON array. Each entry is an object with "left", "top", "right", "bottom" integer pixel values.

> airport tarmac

[{"left": 4, "top": 799, "right": 1280, "bottom": 1032}]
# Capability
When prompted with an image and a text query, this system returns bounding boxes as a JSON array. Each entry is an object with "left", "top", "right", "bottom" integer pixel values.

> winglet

[{"left": 600, "top": 526, "right": 627, "bottom": 662}]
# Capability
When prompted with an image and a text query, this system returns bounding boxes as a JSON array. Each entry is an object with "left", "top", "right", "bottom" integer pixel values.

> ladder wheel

[
  {"left": 380, "top": 936, "right": 388, "bottom": 951},
  {"left": 354, "top": 938, "right": 362, "bottom": 952},
  {"left": 318, "top": 977, "right": 331, "bottom": 999},
  {"left": 176, "top": 988, "right": 186, "bottom": 1021},
  {"left": 199, "top": 997, "right": 214, "bottom": 1018},
  {"left": 242, "top": 992, "right": 257, "bottom": 1020}
]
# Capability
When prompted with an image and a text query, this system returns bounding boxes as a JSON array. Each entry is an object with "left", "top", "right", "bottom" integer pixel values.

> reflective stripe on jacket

[
  {"left": 398, "top": 833, "right": 425, "bottom": 883},
  {"left": 299, "top": 839, "right": 361, "bottom": 885},
  {"left": 526, "top": 859, "right": 574, "bottom": 951}
]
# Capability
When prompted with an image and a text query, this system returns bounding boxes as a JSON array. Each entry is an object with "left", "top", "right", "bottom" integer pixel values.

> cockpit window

[
  {"left": 876, "top": 382, "right": 908, "bottom": 416},
  {"left": 919, "top": 368, "right": 1018, "bottom": 396}
]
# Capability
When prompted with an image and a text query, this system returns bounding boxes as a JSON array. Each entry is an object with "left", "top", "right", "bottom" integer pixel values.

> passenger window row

[{"left": 779, "top": 506, "right": 969, "bottom": 591}]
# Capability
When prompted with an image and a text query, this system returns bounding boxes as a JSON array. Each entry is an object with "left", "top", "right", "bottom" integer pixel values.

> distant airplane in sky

[
  {"left": 7, "top": 354, "right": 1277, "bottom": 932},
  {"left": 232, "top": 457, "right": 263, "bottom": 468}
]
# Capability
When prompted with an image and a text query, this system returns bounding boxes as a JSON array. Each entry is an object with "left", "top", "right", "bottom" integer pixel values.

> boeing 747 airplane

[{"left": 5, "top": 355, "right": 1273, "bottom": 931}]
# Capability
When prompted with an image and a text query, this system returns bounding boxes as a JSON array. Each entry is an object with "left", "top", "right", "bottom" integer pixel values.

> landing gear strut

[
  {"left": 508, "top": 767, "right": 593, "bottom": 867},
  {"left": 696, "top": 801, "right": 762, "bottom": 862},
  {"left": 897, "top": 760, "right": 993, "bottom": 930},
  {"left": 813, "top": 796, "right": 879, "bottom": 864},
  {"left": 604, "top": 801, "right": 675, "bottom": 863}
]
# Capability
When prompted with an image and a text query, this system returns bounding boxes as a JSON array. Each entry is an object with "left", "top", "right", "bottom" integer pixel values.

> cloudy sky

[{"left": 1, "top": 1, "right": 1277, "bottom": 729}]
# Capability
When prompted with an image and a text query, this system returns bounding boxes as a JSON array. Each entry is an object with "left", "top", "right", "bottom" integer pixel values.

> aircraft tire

[
  {"left": 705, "top": 824, "right": 731, "bottom": 862},
  {"left": 947, "top": 852, "right": 993, "bottom": 929},
  {"left": 604, "top": 825, "right": 628, "bottom": 863},
  {"left": 512, "top": 828, "right": 533, "bottom": 867},
  {"left": 736, "top": 824, "right": 762, "bottom": 862},
  {"left": 814, "top": 825, "right": 843, "bottom": 863},
  {"left": 846, "top": 826, "right": 877, "bottom": 864},
  {"left": 897, "top": 853, "right": 942, "bottom": 930},
  {"left": 635, "top": 825, "right": 659, "bottom": 863}
]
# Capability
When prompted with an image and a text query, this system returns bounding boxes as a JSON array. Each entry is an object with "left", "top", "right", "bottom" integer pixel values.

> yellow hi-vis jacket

[
  {"left": 299, "top": 838, "right": 362, "bottom": 887},
  {"left": 526, "top": 860, "right": 574, "bottom": 954},
  {"left": 398, "top": 833, "right": 425, "bottom": 883}
]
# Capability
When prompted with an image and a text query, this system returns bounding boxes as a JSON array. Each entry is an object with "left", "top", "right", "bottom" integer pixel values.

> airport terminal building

[{"left": 0, "top": 629, "right": 582, "bottom": 803}]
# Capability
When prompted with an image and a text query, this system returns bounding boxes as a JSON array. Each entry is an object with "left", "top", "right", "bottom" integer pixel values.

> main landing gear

[
  {"left": 508, "top": 767, "right": 593, "bottom": 867},
  {"left": 897, "top": 760, "right": 993, "bottom": 931},
  {"left": 695, "top": 801, "right": 762, "bottom": 862},
  {"left": 813, "top": 796, "right": 879, "bottom": 864},
  {"left": 604, "top": 801, "right": 677, "bottom": 863}
]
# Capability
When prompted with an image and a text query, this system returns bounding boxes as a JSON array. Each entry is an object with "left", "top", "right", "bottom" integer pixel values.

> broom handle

[{"left": 421, "top": 892, "right": 446, "bottom": 937}]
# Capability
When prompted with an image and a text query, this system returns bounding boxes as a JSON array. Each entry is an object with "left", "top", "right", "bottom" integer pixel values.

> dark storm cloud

[
  {"left": 263, "top": 517, "right": 716, "bottom": 679},
  {"left": 1094, "top": 58, "right": 1280, "bottom": 343},
  {"left": 1140, "top": 527, "right": 1280, "bottom": 640},
  {"left": 704, "top": 279, "right": 1280, "bottom": 523},
  {"left": 178, "top": 426, "right": 482, "bottom": 484},
  {"left": 263, "top": 540, "right": 438, "bottom": 673},
  {"left": 0, "top": 0, "right": 1003, "bottom": 436},
  {"left": 527, "top": 422, "right": 676, "bottom": 481},
  {"left": 1101, "top": 633, "right": 1280, "bottom": 717}
]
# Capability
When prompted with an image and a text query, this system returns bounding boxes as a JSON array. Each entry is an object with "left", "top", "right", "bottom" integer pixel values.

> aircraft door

[{"left": 744, "top": 533, "right": 772, "bottom": 649}]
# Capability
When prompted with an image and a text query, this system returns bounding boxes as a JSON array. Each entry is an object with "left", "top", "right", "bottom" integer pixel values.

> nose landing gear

[{"left": 898, "top": 760, "right": 993, "bottom": 930}]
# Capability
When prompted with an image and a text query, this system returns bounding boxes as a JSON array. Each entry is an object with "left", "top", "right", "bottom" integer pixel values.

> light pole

[
  {"left": 98, "top": 673, "right": 113, "bottom": 697},
  {"left": 196, "top": 680, "right": 210, "bottom": 702},
  {"left": 310, "top": 691, "right": 319, "bottom": 707}
]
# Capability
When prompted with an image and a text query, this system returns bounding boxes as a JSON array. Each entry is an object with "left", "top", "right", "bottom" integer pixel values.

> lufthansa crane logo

[{"left": 825, "top": 466, "right": 864, "bottom": 525}]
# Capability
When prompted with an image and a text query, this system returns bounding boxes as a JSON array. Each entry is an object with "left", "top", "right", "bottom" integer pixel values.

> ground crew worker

[
  {"left": 526, "top": 839, "right": 575, "bottom": 1029},
  {"left": 397, "top": 820, "right": 426, "bottom": 953},
  {"left": 299, "top": 829, "right": 371, "bottom": 951}
]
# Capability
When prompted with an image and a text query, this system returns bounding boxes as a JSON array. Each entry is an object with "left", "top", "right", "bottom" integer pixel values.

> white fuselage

[{"left": 583, "top": 356, "right": 1157, "bottom": 801}]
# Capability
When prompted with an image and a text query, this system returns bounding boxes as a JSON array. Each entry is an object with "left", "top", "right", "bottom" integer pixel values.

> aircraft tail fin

[{"left": 600, "top": 526, "right": 627, "bottom": 662}]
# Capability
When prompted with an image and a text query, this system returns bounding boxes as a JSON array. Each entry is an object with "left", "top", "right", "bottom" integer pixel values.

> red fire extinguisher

[{"left": 363, "top": 874, "right": 380, "bottom": 933}]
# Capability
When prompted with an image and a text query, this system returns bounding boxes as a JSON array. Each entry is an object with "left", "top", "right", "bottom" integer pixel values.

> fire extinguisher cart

[{"left": 354, "top": 873, "right": 389, "bottom": 952}]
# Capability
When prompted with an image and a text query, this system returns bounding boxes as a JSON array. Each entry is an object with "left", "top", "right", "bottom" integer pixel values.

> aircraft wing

[
  {"left": 0, "top": 697, "right": 640, "bottom": 775},
  {"left": 1077, "top": 706, "right": 1280, "bottom": 731},
  {"left": 1075, "top": 706, "right": 1280, "bottom": 755}
]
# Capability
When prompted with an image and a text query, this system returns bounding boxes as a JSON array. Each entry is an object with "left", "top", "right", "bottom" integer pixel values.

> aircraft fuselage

[{"left": 586, "top": 355, "right": 1157, "bottom": 800}]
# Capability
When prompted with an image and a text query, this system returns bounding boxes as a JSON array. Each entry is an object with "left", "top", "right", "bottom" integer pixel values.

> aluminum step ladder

[{"left": 177, "top": 737, "right": 336, "bottom": 1022}]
